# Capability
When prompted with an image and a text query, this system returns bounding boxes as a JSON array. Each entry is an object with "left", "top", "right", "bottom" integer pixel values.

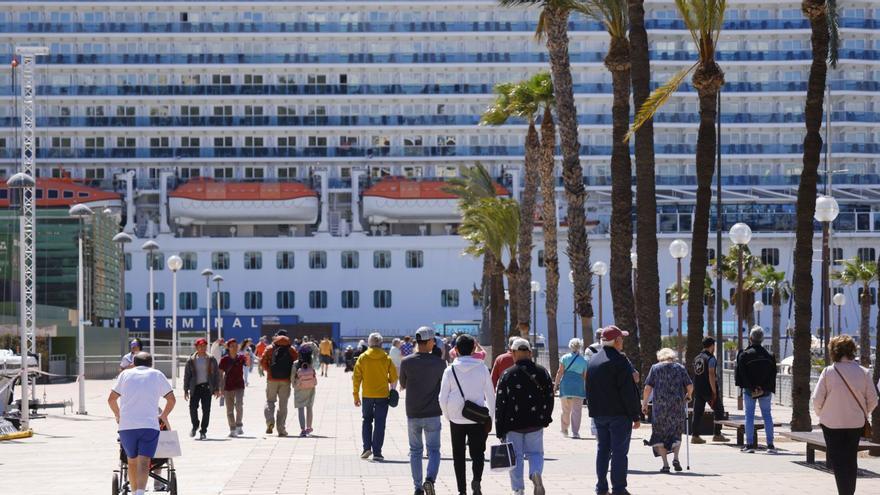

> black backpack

[{"left": 270, "top": 345, "right": 293, "bottom": 379}]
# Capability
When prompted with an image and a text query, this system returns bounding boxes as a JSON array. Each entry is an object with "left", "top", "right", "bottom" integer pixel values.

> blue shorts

[{"left": 119, "top": 428, "right": 160, "bottom": 459}]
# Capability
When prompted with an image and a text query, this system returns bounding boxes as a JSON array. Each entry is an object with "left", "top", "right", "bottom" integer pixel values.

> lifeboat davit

[
  {"left": 0, "top": 177, "right": 122, "bottom": 210},
  {"left": 362, "top": 177, "right": 508, "bottom": 224},
  {"left": 169, "top": 178, "right": 319, "bottom": 225}
]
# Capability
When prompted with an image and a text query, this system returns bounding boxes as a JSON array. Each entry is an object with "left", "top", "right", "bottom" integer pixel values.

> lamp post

[
  {"left": 630, "top": 252, "right": 639, "bottom": 326},
  {"left": 832, "top": 292, "right": 845, "bottom": 336},
  {"left": 141, "top": 240, "right": 160, "bottom": 352},
  {"left": 568, "top": 270, "right": 577, "bottom": 341},
  {"left": 753, "top": 300, "right": 765, "bottom": 327},
  {"left": 814, "top": 195, "right": 839, "bottom": 364},
  {"left": 112, "top": 232, "right": 132, "bottom": 356},
  {"left": 167, "top": 255, "right": 183, "bottom": 388},
  {"left": 530, "top": 281, "right": 540, "bottom": 347},
  {"left": 69, "top": 203, "right": 94, "bottom": 415},
  {"left": 669, "top": 239, "right": 689, "bottom": 353},
  {"left": 591, "top": 261, "right": 608, "bottom": 328},
  {"left": 665, "top": 309, "right": 674, "bottom": 336},
  {"left": 201, "top": 268, "right": 214, "bottom": 341},
  {"left": 213, "top": 275, "right": 224, "bottom": 340},
  {"left": 729, "top": 222, "right": 752, "bottom": 410}
]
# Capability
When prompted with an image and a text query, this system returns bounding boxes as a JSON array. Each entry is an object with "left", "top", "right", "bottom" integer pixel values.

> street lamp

[
  {"left": 665, "top": 309, "right": 674, "bottom": 336},
  {"left": 167, "top": 255, "right": 183, "bottom": 388},
  {"left": 568, "top": 270, "right": 577, "bottom": 341},
  {"left": 591, "top": 261, "right": 608, "bottom": 328},
  {"left": 814, "top": 195, "right": 839, "bottom": 364},
  {"left": 201, "top": 268, "right": 214, "bottom": 341},
  {"left": 112, "top": 232, "right": 132, "bottom": 356},
  {"left": 213, "top": 274, "right": 224, "bottom": 340},
  {"left": 69, "top": 203, "right": 94, "bottom": 415},
  {"left": 630, "top": 252, "right": 639, "bottom": 323},
  {"left": 669, "top": 239, "right": 689, "bottom": 351},
  {"left": 832, "top": 292, "right": 845, "bottom": 336},
  {"left": 729, "top": 223, "right": 752, "bottom": 353},
  {"left": 530, "top": 280, "right": 541, "bottom": 347},
  {"left": 141, "top": 240, "right": 160, "bottom": 352},
  {"left": 753, "top": 300, "right": 765, "bottom": 327}
]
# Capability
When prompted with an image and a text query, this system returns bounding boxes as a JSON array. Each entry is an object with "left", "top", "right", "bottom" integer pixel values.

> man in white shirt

[
  {"left": 108, "top": 352, "right": 176, "bottom": 495},
  {"left": 118, "top": 338, "right": 143, "bottom": 372}
]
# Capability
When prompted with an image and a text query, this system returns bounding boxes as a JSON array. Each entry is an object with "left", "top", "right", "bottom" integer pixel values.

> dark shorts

[
  {"left": 320, "top": 355, "right": 333, "bottom": 364},
  {"left": 119, "top": 428, "right": 160, "bottom": 459}
]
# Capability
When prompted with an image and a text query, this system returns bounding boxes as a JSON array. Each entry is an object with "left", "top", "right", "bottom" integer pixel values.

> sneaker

[
  {"left": 530, "top": 472, "right": 545, "bottom": 495},
  {"left": 154, "top": 481, "right": 168, "bottom": 492},
  {"left": 278, "top": 430, "right": 288, "bottom": 437},
  {"left": 300, "top": 430, "right": 308, "bottom": 437},
  {"left": 513, "top": 491, "right": 525, "bottom": 495},
  {"left": 561, "top": 429, "right": 569, "bottom": 436},
  {"left": 189, "top": 428, "right": 197, "bottom": 438},
  {"left": 372, "top": 454, "right": 385, "bottom": 462},
  {"left": 471, "top": 480, "right": 482, "bottom": 495},
  {"left": 571, "top": 432, "right": 581, "bottom": 439},
  {"left": 236, "top": 427, "right": 243, "bottom": 436},
  {"left": 712, "top": 434, "right": 730, "bottom": 443},
  {"left": 229, "top": 430, "right": 238, "bottom": 438},
  {"left": 422, "top": 479, "right": 435, "bottom": 495},
  {"left": 266, "top": 423, "right": 274, "bottom": 434},
  {"left": 360, "top": 450, "right": 372, "bottom": 459},
  {"left": 741, "top": 444, "right": 756, "bottom": 453},
  {"left": 691, "top": 435, "right": 706, "bottom": 444},
  {"left": 767, "top": 444, "right": 778, "bottom": 454},
  {"left": 306, "top": 427, "right": 313, "bottom": 435},
  {"left": 199, "top": 432, "right": 206, "bottom": 441}
]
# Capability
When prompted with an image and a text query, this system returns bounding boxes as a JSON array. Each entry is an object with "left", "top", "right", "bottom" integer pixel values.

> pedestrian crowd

[{"left": 108, "top": 323, "right": 880, "bottom": 495}]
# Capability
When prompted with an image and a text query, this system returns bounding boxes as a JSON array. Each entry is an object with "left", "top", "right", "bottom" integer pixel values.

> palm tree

[
  {"left": 715, "top": 245, "right": 763, "bottom": 344},
  {"left": 629, "top": 0, "right": 727, "bottom": 367},
  {"left": 746, "top": 265, "right": 793, "bottom": 358},
  {"left": 459, "top": 197, "right": 522, "bottom": 355},
  {"left": 666, "top": 274, "right": 728, "bottom": 363},
  {"left": 575, "top": 0, "right": 638, "bottom": 370},
  {"left": 792, "top": 0, "right": 839, "bottom": 432},
  {"left": 875, "top": 252, "right": 880, "bottom": 446},
  {"left": 627, "top": 0, "right": 661, "bottom": 385},
  {"left": 832, "top": 258, "right": 877, "bottom": 366},
  {"left": 500, "top": 0, "right": 594, "bottom": 338}
]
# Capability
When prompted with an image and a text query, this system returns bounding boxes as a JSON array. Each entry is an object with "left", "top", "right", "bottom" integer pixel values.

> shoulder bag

[
  {"left": 451, "top": 367, "right": 491, "bottom": 424},
  {"left": 833, "top": 365, "right": 873, "bottom": 439}
]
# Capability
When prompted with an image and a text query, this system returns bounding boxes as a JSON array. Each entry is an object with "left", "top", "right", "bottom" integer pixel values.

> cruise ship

[{"left": 1, "top": 0, "right": 879, "bottom": 347}]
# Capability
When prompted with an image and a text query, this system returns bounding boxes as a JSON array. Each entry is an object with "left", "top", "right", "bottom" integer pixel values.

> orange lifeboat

[
  {"left": 362, "top": 177, "right": 508, "bottom": 224},
  {"left": 0, "top": 177, "right": 122, "bottom": 210},
  {"left": 169, "top": 178, "right": 319, "bottom": 225}
]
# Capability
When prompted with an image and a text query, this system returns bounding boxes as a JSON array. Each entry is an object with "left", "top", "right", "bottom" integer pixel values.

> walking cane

[{"left": 685, "top": 401, "right": 691, "bottom": 470}]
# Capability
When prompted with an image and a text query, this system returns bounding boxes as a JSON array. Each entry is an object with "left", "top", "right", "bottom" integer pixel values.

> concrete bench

[
  {"left": 783, "top": 431, "right": 880, "bottom": 468},
  {"left": 716, "top": 418, "right": 783, "bottom": 446}
]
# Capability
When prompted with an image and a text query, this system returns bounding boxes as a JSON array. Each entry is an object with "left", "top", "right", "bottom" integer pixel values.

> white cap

[
  {"left": 511, "top": 338, "right": 531, "bottom": 352},
  {"left": 415, "top": 326, "right": 435, "bottom": 342}
]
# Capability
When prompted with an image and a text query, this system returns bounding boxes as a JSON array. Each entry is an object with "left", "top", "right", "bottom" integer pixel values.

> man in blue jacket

[{"left": 586, "top": 326, "right": 641, "bottom": 495}]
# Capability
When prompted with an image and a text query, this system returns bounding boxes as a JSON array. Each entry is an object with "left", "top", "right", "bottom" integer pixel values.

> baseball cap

[
  {"left": 194, "top": 338, "right": 208, "bottom": 346},
  {"left": 511, "top": 338, "right": 531, "bottom": 352},
  {"left": 225, "top": 338, "right": 237, "bottom": 346},
  {"left": 600, "top": 325, "right": 629, "bottom": 341},
  {"left": 415, "top": 326, "right": 435, "bottom": 342},
  {"left": 129, "top": 339, "right": 141, "bottom": 349}
]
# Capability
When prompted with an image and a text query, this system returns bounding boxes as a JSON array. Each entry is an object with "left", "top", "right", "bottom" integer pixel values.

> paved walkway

[{"left": 3, "top": 364, "right": 880, "bottom": 494}]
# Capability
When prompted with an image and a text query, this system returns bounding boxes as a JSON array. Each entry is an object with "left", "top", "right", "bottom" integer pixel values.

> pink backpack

[{"left": 296, "top": 367, "right": 317, "bottom": 389}]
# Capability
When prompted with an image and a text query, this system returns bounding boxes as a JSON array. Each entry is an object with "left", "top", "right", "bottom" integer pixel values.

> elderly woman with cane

[{"left": 641, "top": 348, "right": 693, "bottom": 473}]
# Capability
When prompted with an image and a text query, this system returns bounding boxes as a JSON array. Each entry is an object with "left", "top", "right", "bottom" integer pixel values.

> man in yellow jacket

[{"left": 353, "top": 332, "right": 398, "bottom": 462}]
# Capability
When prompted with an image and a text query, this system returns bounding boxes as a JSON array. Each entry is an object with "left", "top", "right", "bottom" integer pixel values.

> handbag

[
  {"left": 833, "top": 365, "right": 873, "bottom": 439},
  {"left": 490, "top": 442, "right": 517, "bottom": 471},
  {"left": 153, "top": 430, "right": 182, "bottom": 458},
  {"left": 451, "top": 367, "right": 492, "bottom": 424},
  {"left": 387, "top": 361, "right": 400, "bottom": 407}
]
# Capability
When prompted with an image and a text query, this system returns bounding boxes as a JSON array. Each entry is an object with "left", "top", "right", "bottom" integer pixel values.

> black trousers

[
  {"left": 450, "top": 422, "right": 488, "bottom": 495},
  {"left": 189, "top": 383, "right": 212, "bottom": 434},
  {"left": 821, "top": 425, "right": 862, "bottom": 495},
  {"left": 691, "top": 393, "right": 723, "bottom": 436}
]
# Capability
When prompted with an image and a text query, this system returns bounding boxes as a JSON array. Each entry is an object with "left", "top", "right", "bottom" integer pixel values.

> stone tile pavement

[{"left": 2, "top": 364, "right": 879, "bottom": 494}]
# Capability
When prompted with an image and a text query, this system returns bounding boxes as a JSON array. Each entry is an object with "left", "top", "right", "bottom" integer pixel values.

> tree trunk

[
  {"left": 489, "top": 253, "right": 507, "bottom": 360},
  {"left": 792, "top": 0, "right": 829, "bottom": 432},
  {"left": 540, "top": 106, "right": 561, "bottom": 377},
  {"left": 706, "top": 292, "right": 715, "bottom": 339},
  {"left": 860, "top": 285, "right": 871, "bottom": 366},
  {"left": 507, "top": 259, "right": 520, "bottom": 336},
  {"left": 745, "top": 291, "right": 756, "bottom": 330},
  {"left": 606, "top": 38, "right": 638, "bottom": 372},
  {"left": 874, "top": 253, "right": 880, "bottom": 446},
  {"left": 480, "top": 255, "right": 492, "bottom": 346},
  {"left": 517, "top": 122, "right": 541, "bottom": 333},
  {"left": 772, "top": 293, "right": 782, "bottom": 358},
  {"left": 629, "top": 0, "right": 661, "bottom": 381},
  {"left": 545, "top": 6, "right": 592, "bottom": 340}
]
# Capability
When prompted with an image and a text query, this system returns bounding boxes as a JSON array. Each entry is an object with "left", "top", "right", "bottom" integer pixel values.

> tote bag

[
  {"left": 490, "top": 442, "right": 517, "bottom": 471},
  {"left": 153, "top": 430, "right": 182, "bottom": 458}
]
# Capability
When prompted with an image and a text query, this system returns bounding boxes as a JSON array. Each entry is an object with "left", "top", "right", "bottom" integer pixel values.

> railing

[{"left": 721, "top": 368, "right": 821, "bottom": 409}]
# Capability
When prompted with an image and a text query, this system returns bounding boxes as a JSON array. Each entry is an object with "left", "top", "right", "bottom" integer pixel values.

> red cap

[
  {"left": 194, "top": 338, "right": 208, "bottom": 346},
  {"left": 600, "top": 325, "right": 629, "bottom": 341}
]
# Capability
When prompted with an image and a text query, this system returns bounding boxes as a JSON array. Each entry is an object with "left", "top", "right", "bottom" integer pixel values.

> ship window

[
  {"left": 537, "top": 250, "right": 544, "bottom": 268},
  {"left": 309, "top": 290, "right": 328, "bottom": 309},
  {"left": 341, "top": 251, "right": 359, "bottom": 269},
  {"left": 832, "top": 247, "right": 843, "bottom": 265},
  {"left": 124, "top": 253, "right": 132, "bottom": 271},
  {"left": 180, "top": 252, "right": 198, "bottom": 270},
  {"left": 147, "top": 292, "right": 165, "bottom": 310},
  {"left": 125, "top": 293, "right": 132, "bottom": 311},
  {"left": 0, "top": 190, "right": 6, "bottom": 199},
  {"left": 277, "top": 166, "right": 297, "bottom": 179},
  {"left": 341, "top": 290, "right": 359, "bottom": 309},
  {"left": 213, "top": 167, "right": 234, "bottom": 179},
  {"left": 244, "top": 251, "right": 262, "bottom": 270},
  {"left": 63, "top": 190, "right": 74, "bottom": 199},
  {"left": 405, "top": 250, "right": 424, "bottom": 268},
  {"left": 373, "top": 250, "right": 391, "bottom": 268},
  {"left": 858, "top": 248, "right": 876, "bottom": 262},
  {"left": 373, "top": 290, "right": 392, "bottom": 309},
  {"left": 78, "top": 192, "right": 89, "bottom": 198},
  {"left": 244, "top": 291, "right": 263, "bottom": 309},
  {"left": 36, "top": 189, "right": 43, "bottom": 199},
  {"left": 147, "top": 252, "right": 164, "bottom": 271},
  {"left": 179, "top": 292, "right": 198, "bottom": 310},
  {"left": 760, "top": 248, "right": 779, "bottom": 266},
  {"left": 441, "top": 289, "right": 460, "bottom": 308},
  {"left": 244, "top": 167, "right": 264, "bottom": 180},
  {"left": 211, "top": 291, "right": 230, "bottom": 310},
  {"left": 277, "top": 291, "right": 295, "bottom": 309},
  {"left": 211, "top": 251, "right": 230, "bottom": 270},
  {"left": 309, "top": 251, "right": 327, "bottom": 269},
  {"left": 276, "top": 251, "right": 295, "bottom": 269},
  {"left": 84, "top": 168, "right": 105, "bottom": 179},
  {"left": 48, "top": 190, "right": 59, "bottom": 199}
]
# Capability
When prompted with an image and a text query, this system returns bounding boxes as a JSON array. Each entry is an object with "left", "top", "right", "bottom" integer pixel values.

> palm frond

[
  {"left": 827, "top": 0, "right": 839, "bottom": 67},
  {"left": 572, "top": 0, "right": 628, "bottom": 39},
  {"left": 626, "top": 64, "right": 695, "bottom": 141}
]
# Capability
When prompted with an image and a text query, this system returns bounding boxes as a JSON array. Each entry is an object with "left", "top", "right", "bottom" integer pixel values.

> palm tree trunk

[
  {"left": 860, "top": 286, "right": 871, "bottom": 366},
  {"left": 792, "top": 0, "right": 829, "bottom": 432},
  {"left": 606, "top": 38, "right": 638, "bottom": 372},
  {"left": 545, "top": 6, "right": 592, "bottom": 341},
  {"left": 507, "top": 260, "right": 520, "bottom": 336},
  {"left": 489, "top": 253, "right": 507, "bottom": 359},
  {"left": 746, "top": 291, "right": 756, "bottom": 330},
  {"left": 480, "top": 256, "right": 492, "bottom": 345},
  {"left": 706, "top": 292, "right": 715, "bottom": 339},
  {"left": 517, "top": 122, "right": 541, "bottom": 333},
  {"left": 628, "top": 0, "right": 661, "bottom": 387},
  {"left": 874, "top": 257, "right": 880, "bottom": 445},
  {"left": 540, "top": 106, "right": 561, "bottom": 376},
  {"left": 772, "top": 293, "right": 782, "bottom": 358}
]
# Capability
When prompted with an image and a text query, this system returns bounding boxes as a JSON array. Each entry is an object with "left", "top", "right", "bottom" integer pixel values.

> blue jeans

[
  {"left": 506, "top": 429, "right": 544, "bottom": 491},
  {"left": 407, "top": 416, "right": 442, "bottom": 490},
  {"left": 594, "top": 416, "right": 633, "bottom": 494},
  {"left": 361, "top": 398, "right": 389, "bottom": 456},
  {"left": 743, "top": 390, "right": 774, "bottom": 446}
]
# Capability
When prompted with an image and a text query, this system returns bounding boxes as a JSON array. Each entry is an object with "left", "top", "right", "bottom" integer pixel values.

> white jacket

[{"left": 439, "top": 356, "right": 496, "bottom": 424}]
